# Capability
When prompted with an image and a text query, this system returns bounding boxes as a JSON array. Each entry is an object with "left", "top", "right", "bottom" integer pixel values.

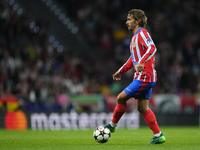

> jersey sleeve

[
  {"left": 118, "top": 55, "right": 133, "bottom": 74},
  {"left": 138, "top": 31, "right": 157, "bottom": 64}
]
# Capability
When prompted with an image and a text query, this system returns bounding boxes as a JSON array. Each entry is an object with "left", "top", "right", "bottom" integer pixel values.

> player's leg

[
  {"left": 105, "top": 80, "right": 143, "bottom": 132},
  {"left": 105, "top": 91, "right": 131, "bottom": 132},
  {"left": 136, "top": 98, "right": 160, "bottom": 134},
  {"left": 136, "top": 98, "right": 166, "bottom": 144},
  {"left": 111, "top": 90, "right": 131, "bottom": 123}
]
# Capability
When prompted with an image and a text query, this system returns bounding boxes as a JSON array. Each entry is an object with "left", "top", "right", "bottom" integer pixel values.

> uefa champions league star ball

[{"left": 93, "top": 126, "right": 111, "bottom": 143}]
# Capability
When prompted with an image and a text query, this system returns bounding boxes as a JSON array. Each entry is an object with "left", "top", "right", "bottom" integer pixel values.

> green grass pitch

[{"left": 0, "top": 127, "right": 200, "bottom": 150}]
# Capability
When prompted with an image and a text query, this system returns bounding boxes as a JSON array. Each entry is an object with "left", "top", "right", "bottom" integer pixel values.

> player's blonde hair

[{"left": 127, "top": 9, "right": 147, "bottom": 28}]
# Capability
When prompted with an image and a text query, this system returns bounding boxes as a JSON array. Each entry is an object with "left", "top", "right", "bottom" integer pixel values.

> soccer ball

[{"left": 93, "top": 126, "right": 111, "bottom": 143}]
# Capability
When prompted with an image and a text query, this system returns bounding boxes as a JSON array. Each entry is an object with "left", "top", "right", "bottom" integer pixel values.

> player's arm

[
  {"left": 113, "top": 56, "right": 133, "bottom": 80},
  {"left": 113, "top": 71, "right": 122, "bottom": 80},
  {"left": 138, "top": 31, "right": 157, "bottom": 64}
]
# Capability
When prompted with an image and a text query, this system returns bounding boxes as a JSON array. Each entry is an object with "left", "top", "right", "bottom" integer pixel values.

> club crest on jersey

[
  {"left": 147, "top": 39, "right": 153, "bottom": 45},
  {"left": 132, "top": 41, "right": 136, "bottom": 48}
]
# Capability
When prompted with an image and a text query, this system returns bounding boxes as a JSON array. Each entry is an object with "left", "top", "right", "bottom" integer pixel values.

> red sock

[
  {"left": 142, "top": 109, "right": 160, "bottom": 134},
  {"left": 111, "top": 103, "right": 126, "bottom": 123}
]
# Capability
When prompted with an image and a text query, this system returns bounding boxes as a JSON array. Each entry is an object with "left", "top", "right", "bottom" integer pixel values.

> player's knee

[
  {"left": 137, "top": 106, "right": 146, "bottom": 114},
  {"left": 117, "top": 94, "right": 126, "bottom": 104},
  {"left": 116, "top": 91, "right": 130, "bottom": 104}
]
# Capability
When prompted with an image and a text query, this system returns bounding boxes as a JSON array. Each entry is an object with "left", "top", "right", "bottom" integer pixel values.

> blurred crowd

[
  {"left": 0, "top": 0, "right": 200, "bottom": 111},
  {"left": 58, "top": 0, "right": 200, "bottom": 95}
]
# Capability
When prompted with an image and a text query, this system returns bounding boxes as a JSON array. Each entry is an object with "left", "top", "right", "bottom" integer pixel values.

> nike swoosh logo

[{"left": 127, "top": 88, "right": 131, "bottom": 91}]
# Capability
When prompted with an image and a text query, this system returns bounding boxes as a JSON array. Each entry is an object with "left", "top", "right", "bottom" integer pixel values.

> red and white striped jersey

[{"left": 119, "top": 27, "right": 157, "bottom": 82}]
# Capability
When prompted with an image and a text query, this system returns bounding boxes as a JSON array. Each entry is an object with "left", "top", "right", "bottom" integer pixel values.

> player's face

[{"left": 126, "top": 14, "right": 137, "bottom": 31}]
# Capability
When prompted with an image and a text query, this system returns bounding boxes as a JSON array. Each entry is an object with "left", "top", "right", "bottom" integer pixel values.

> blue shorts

[{"left": 124, "top": 80, "right": 156, "bottom": 99}]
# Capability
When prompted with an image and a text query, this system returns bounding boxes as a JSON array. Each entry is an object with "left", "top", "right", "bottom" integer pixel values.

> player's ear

[{"left": 136, "top": 20, "right": 140, "bottom": 25}]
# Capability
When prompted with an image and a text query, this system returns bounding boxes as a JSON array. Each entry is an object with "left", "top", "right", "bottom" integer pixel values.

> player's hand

[
  {"left": 113, "top": 71, "right": 122, "bottom": 80},
  {"left": 135, "top": 63, "right": 144, "bottom": 73}
]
